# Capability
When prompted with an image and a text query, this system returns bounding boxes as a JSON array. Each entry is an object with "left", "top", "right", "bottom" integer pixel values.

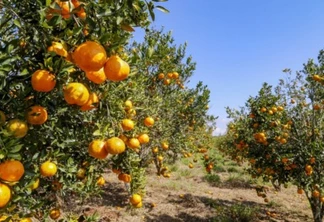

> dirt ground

[{"left": 65, "top": 161, "right": 314, "bottom": 222}]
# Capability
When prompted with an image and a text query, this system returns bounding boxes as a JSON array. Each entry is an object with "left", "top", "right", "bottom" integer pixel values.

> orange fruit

[
  {"left": 158, "top": 73, "right": 164, "bottom": 79},
  {"left": 157, "top": 155, "right": 163, "bottom": 162},
  {"left": 124, "top": 100, "right": 133, "bottom": 111},
  {"left": 297, "top": 188, "right": 303, "bottom": 194},
  {"left": 130, "top": 194, "right": 142, "bottom": 205},
  {"left": 29, "top": 178, "right": 40, "bottom": 190},
  {"left": 118, "top": 173, "right": 131, "bottom": 183},
  {"left": 0, "top": 160, "right": 24, "bottom": 182},
  {"left": 80, "top": 92, "right": 99, "bottom": 111},
  {"left": 20, "top": 218, "right": 32, "bottom": 222},
  {"left": 49, "top": 208, "right": 61, "bottom": 220},
  {"left": 76, "top": 168, "right": 86, "bottom": 179},
  {"left": 127, "top": 138, "right": 140, "bottom": 149},
  {"left": 161, "top": 142, "right": 169, "bottom": 150},
  {"left": 121, "top": 119, "right": 134, "bottom": 131},
  {"left": 144, "top": 117, "right": 154, "bottom": 127},
  {"left": 112, "top": 168, "right": 121, "bottom": 174},
  {"left": 138, "top": 133, "right": 149, "bottom": 144},
  {"left": 47, "top": 41, "right": 68, "bottom": 57},
  {"left": 88, "top": 139, "right": 108, "bottom": 159},
  {"left": 72, "top": 41, "right": 107, "bottom": 72},
  {"left": 167, "top": 73, "right": 173, "bottom": 78},
  {"left": 64, "top": 82, "right": 90, "bottom": 106},
  {"left": 71, "top": 0, "right": 86, "bottom": 19},
  {"left": 152, "top": 147, "right": 158, "bottom": 153},
  {"left": 0, "top": 183, "right": 11, "bottom": 208},
  {"left": 134, "top": 201, "right": 143, "bottom": 208},
  {"left": 0, "top": 111, "right": 6, "bottom": 126},
  {"left": 313, "top": 190, "right": 320, "bottom": 198},
  {"left": 105, "top": 137, "right": 126, "bottom": 154},
  {"left": 31, "top": 70, "right": 56, "bottom": 92},
  {"left": 163, "top": 79, "right": 170, "bottom": 85},
  {"left": 119, "top": 134, "right": 128, "bottom": 143},
  {"left": 6, "top": 119, "right": 28, "bottom": 138},
  {"left": 104, "top": 55, "right": 130, "bottom": 82},
  {"left": 172, "top": 72, "right": 179, "bottom": 79},
  {"left": 26, "top": 105, "right": 48, "bottom": 125},
  {"left": 57, "top": 0, "right": 71, "bottom": 19},
  {"left": 85, "top": 68, "right": 107, "bottom": 84},
  {"left": 96, "top": 176, "right": 105, "bottom": 186},
  {"left": 40, "top": 161, "right": 57, "bottom": 177}
]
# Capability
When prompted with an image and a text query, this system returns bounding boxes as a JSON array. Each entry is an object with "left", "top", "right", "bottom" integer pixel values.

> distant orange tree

[
  {"left": 0, "top": 0, "right": 215, "bottom": 220},
  {"left": 223, "top": 51, "right": 324, "bottom": 222}
]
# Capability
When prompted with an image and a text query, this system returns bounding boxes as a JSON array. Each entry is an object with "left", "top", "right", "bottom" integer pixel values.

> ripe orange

[
  {"left": 121, "top": 119, "right": 134, "bottom": 131},
  {"left": 0, "top": 111, "right": 6, "bottom": 126},
  {"left": 104, "top": 55, "right": 130, "bottom": 81},
  {"left": 31, "top": 70, "right": 56, "bottom": 92},
  {"left": 29, "top": 178, "right": 40, "bottom": 190},
  {"left": 0, "top": 160, "right": 25, "bottom": 182},
  {"left": 167, "top": 73, "right": 173, "bottom": 78},
  {"left": 71, "top": 0, "right": 86, "bottom": 19},
  {"left": 163, "top": 79, "right": 170, "bottom": 85},
  {"left": 20, "top": 218, "right": 32, "bottom": 222},
  {"left": 64, "top": 82, "right": 90, "bottom": 106},
  {"left": 157, "top": 155, "right": 163, "bottom": 162},
  {"left": 124, "top": 100, "right": 133, "bottom": 111},
  {"left": 161, "top": 142, "right": 169, "bottom": 150},
  {"left": 144, "top": 117, "right": 154, "bottom": 127},
  {"left": 297, "top": 188, "right": 303, "bottom": 194},
  {"left": 85, "top": 68, "right": 107, "bottom": 84},
  {"left": 47, "top": 41, "right": 68, "bottom": 57},
  {"left": 40, "top": 161, "right": 57, "bottom": 177},
  {"left": 49, "top": 208, "right": 61, "bottom": 220},
  {"left": 96, "top": 176, "right": 105, "bottom": 186},
  {"left": 72, "top": 41, "right": 107, "bottom": 72},
  {"left": 57, "top": 0, "right": 71, "bottom": 19},
  {"left": 130, "top": 194, "right": 142, "bottom": 205},
  {"left": 6, "top": 119, "right": 28, "bottom": 138},
  {"left": 152, "top": 147, "right": 158, "bottom": 153},
  {"left": 80, "top": 92, "right": 99, "bottom": 111},
  {"left": 88, "top": 139, "right": 108, "bottom": 159},
  {"left": 313, "top": 190, "right": 320, "bottom": 198},
  {"left": 127, "top": 138, "right": 140, "bottom": 149},
  {"left": 0, "top": 183, "right": 11, "bottom": 208},
  {"left": 118, "top": 173, "right": 131, "bottom": 183},
  {"left": 138, "top": 133, "right": 149, "bottom": 144},
  {"left": 105, "top": 137, "right": 126, "bottom": 154},
  {"left": 26, "top": 105, "right": 48, "bottom": 125},
  {"left": 158, "top": 73, "right": 164, "bottom": 79},
  {"left": 172, "top": 72, "right": 179, "bottom": 79},
  {"left": 119, "top": 134, "right": 128, "bottom": 143}
]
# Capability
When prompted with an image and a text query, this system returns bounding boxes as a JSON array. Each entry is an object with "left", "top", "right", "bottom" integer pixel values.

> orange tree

[
  {"left": 0, "top": 0, "right": 216, "bottom": 220},
  {"left": 223, "top": 51, "right": 324, "bottom": 222}
]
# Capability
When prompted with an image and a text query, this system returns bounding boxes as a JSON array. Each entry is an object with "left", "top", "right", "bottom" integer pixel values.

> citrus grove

[
  {"left": 0, "top": 0, "right": 215, "bottom": 220},
  {"left": 222, "top": 51, "right": 324, "bottom": 222}
]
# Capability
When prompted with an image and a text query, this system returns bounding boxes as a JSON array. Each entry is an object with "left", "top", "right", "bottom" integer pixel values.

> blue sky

[{"left": 134, "top": 1, "right": 324, "bottom": 134}]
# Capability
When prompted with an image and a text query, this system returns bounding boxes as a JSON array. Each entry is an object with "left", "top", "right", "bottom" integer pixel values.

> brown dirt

[{"left": 65, "top": 163, "right": 313, "bottom": 222}]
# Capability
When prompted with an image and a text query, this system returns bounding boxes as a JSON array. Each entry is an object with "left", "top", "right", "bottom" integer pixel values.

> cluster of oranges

[
  {"left": 46, "top": 0, "right": 86, "bottom": 20},
  {"left": 156, "top": 72, "right": 184, "bottom": 88}
]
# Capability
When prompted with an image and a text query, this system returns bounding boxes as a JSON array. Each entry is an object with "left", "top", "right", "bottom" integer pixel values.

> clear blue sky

[{"left": 134, "top": 0, "right": 324, "bottom": 134}]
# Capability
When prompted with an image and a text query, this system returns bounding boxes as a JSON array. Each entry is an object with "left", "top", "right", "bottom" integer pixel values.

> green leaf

[
  {"left": 152, "top": 0, "right": 168, "bottom": 2},
  {"left": 156, "top": 6, "right": 169, "bottom": 13},
  {"left": 9, "top": 144, "right": 23, "bottom": 154},
  {"left": 46, "top": 0, "right": 51, "bottom": 6},
  {"left": 121, "top": 24, "right": 135, "bottom": 32},
  {"left": 93, "top": 130, "right": 102, "bottom": 136},
  {"left": 13, "top": 19, "right": 21, "bottom": 28}
]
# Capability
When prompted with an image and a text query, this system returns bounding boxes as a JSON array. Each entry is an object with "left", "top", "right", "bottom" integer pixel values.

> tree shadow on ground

[{"left": 146, "top": 193, "right": 313, "bottom": 222}]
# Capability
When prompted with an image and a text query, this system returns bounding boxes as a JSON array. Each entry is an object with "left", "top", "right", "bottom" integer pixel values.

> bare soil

[{"left": 65, "top": 161, "right": 314, "bottom": 222}]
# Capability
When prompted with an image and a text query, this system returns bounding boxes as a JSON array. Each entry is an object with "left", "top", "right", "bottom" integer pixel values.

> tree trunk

[{"left": 310, "top": 198, "right": 324, "bottom": 222}]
